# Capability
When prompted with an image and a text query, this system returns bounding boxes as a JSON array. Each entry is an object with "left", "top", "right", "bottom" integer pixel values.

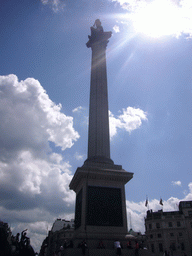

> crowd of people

[
  {"left": 11, "top": 229, "right": 36, "bottom": 256},
  {"left": 114, "top": 240, "right": 140, "bottom": 256}
]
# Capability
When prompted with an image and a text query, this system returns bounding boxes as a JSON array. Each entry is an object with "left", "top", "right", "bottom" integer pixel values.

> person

[
  {"left": 135, "top": 241, "right": 139, "bottom": 256},
  {"left": 69, "top": 240, "right": 73, "bottom": 248},
  {"left": 81, "top": 240, "right": 87, "bottom": 255},
  {"left": 20, "top": 229, "right": 28, "bottom": 248},
  {"left": 98, "top": 240, "right": 105, "bottom": 249},
  {"left": 114, "top": 240, "right": 121, "bottom": 256},
  {"left": 25, "top": 238, "right": 35, "bottom": 256},
  {"left": 127, "top": 241, "right": 132, "bottom": 249}
]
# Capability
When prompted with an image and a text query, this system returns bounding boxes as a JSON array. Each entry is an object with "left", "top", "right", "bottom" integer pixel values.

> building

[
  {"left": 0, "top": 221, "right": 12, "bottom": 255},
  {"left": 145, "top": 200, "right": 192, "bottom": 255},
  {"left": 44, "top": 219, "right": 75, "bottom": 256},
  {"left": 51, "top": 219, "right": 74, "bottom": 232}
]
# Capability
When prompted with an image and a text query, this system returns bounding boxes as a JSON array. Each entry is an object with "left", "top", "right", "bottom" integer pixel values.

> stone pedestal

[{"left": 69, "top": 161, "right": 133, "bottom": 248}]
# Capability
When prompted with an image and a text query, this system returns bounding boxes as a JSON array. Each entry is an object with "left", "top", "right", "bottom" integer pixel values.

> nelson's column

[{"left": 69, "top": 20, "right": 133, "bottom": 247}]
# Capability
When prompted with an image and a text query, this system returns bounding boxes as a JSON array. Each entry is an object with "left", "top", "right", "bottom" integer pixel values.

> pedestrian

[
  {"left": 135, "top": 241, "right": 139, "bottom": 256},
  {"left": 114, "top": 240, "right": 121, "bottom": 256},
  {"left": 81, "top": 240, "right": 87, "bottom": 255}
]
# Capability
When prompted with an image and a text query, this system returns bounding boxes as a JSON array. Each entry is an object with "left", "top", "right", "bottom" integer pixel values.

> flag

[
  {"left": 160, "top": 198, "right": 163, "bottom": 206},
  {"left": 145, "top": 198, "right": 148, "bottom": 207}
]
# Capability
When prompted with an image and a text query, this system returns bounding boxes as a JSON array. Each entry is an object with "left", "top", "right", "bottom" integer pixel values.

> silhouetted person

[
  {"left": 23, "top": 238, "right": 35, "bottom": 256},
  {"left": 20, "top": 229, "right": 28, "bottom": 248},
  {"left": 69, "top": 240, "right": 73, "bottom": 248},
  {"left": 98, "top": 240, "right": 105, "bottom": 249},
  {"left": 135, "top": 241, "right": 139, "bottom": 256},
  {"left": 114, "top": 240, "right": 121, "bottom": 256},
  {"left": 81, "top": 240, "right": 87, "bottom": 255}
]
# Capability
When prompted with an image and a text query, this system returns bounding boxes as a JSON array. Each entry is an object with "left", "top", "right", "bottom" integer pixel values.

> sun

[{"left": 130, "top": 0, "right": 182, "bottom": 38}]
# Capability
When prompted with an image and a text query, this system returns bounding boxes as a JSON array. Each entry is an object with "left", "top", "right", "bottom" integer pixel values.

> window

[
  {"left": 168, "top": 222, "right": 172, "bottom": 227},
  {"left": 150, "top": 234, "right": 153, "bottom": 239},
  {"left": 188, "top": 211, "right": 192, "bottom": 217},
  {"left": 170, "top": 243, "right": 176, "bottom": 251},
  {"left": 170, "top": 233, "right": 174, "bottom": 237},
  {"left": 177, "top": 221, "right": 181, "bottom": 227},
  {"left": 179, "top": 232, "right": 182, "bottom": 237},
  {"left": 158, "top": 233, "right": 162, "bottom": 238},
  {"left": 181, "top": 242, "right": 185, "bottom": 251},
  {"left": 151, "top": 244, "right": 155, "bottom": 253},
  {"left": 191, "top": 222, "right": 192, "bottom": 228},
  {"left": 156, "top": 223, "right": 160, "bottom": 229},
  {"left": 159, "top": 243, "right": 163, "bottom": 252},
  {"left": 149, "top": 224, "right": 152, "bottom": 230}
]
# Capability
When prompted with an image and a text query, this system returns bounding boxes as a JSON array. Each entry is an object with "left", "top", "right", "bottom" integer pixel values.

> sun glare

[{"left": 130, "top": 0, "right": 182, "bottom": 38}]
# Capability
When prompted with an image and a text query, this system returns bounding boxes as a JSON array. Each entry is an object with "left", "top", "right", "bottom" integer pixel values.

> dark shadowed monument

[{"left": 69, "top": 20, "right": 133, "bottom": 248}]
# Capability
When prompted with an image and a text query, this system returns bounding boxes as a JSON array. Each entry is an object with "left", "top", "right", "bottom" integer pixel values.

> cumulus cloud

[
  {"left": 0, "top": 75, "right": 79, "bottom": 153},
  {"left": 172, "top": 180, "right": 182, "bottom": 186},
  {"left": 0, "top": 74, "right": 79, "bottom": 251},
  {"left": 41, "top": 0, "right": 66, "bottom": 12},
  {"left": 109, "top": 107, "right": 147, "bottom": 138}
]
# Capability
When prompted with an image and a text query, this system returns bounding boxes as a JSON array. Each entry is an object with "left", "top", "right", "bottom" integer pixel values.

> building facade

[
  {"left": 42, "top": 219, "right": 75, "bottom": 256},
  {"left": 51, "top": 219, "right": 74, "bottom": 232},
  {"left": 145, "top": 200, "right": 192, "bottom": 256}
]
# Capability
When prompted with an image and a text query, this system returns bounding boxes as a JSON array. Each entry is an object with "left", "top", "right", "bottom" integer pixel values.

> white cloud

[
  {"left": 74, "top": 152, "right": 86, "bottom": 161},
  {"left": 113, "top": 25, "right": 120, "bottom": 33},
  {"left": 109, "top": 107, "right": 147, "bottom": 138},
  {"left": 72, "top": 106, "right": 84, "bottom": 113},
  {"left": 184, "top": 182, "right": 192, "bottom": 200},
  {"left": 0, "top": 74, "right": 79, "bottom": 153},
  {"left": 172, "top": 180, "right": 182, "bottom": 186},
  {"left": 109, "top": 110, "right": 123, "bottom": 138},
  {"left": 40, "top": 0, "right": 66, "bottom": 12},
  {"left": 0, "top": 74, "right": 78, "bottom": 252}
]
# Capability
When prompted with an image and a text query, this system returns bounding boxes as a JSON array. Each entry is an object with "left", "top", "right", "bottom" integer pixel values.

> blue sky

[{"left": 1, "top": 0, "right": 192, "bottom": 252}]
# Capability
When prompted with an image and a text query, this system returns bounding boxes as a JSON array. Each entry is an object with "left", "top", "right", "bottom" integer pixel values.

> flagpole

[
  {"left": 159, "top": 197, "right": 163, "bottom": 211},
  {"left": 145, "top": 196, "right": 149, "bottom": 210}
]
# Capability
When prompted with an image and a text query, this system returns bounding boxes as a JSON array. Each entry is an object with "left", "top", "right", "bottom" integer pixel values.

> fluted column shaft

[{"left": 88, "top": 42, "right": 110, "bottom": 161}]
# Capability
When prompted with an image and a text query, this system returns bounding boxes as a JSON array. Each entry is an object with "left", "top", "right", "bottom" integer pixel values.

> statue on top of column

[{"left": 86, "top": 19, "right": 112, "bottom": 48}]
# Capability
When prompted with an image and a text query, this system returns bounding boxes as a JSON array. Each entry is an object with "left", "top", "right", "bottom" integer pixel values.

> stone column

[
  {"left": 85, "top": 23, "right": 113, "bottom": 165},
  {"left": 69, "top": 21, "right": 133, "bottom": 249}
]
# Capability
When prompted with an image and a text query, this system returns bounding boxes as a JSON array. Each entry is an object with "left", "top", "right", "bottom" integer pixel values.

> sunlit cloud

[
  {"left": 112, "top": 0, "right": 192, "bottom": 38},
  {"left": 172, "top": 180, "right": 182, "bottom": 186},
  {"left": 113, "top": 25, "right": 120, "bottom": 33},
  {"left": 41, "top": 0, "right": 66, "bottom": 12},
  {"left": 72, "top": 106, "right": 84, "bottom": 113},
  {"left": 109, "top": 107, "right": 147, "bottom": 138},
  {"left": 74, "top": 152, "right": 86, "bottom": 161},
  {"left": 0, "top": 74, "right": 78, "bottom": 252}
]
